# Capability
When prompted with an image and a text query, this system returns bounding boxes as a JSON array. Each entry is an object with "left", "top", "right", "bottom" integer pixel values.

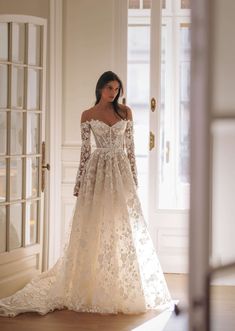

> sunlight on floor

[
  {"left": 132, "top": 300, "right": 179, "bottom": 331},
  {"left": 131, "top": 311, "right": 173, "bottom": 331}
]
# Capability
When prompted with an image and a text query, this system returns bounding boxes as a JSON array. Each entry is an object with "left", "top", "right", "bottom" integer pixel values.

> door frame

[
  {"left": 44, "top": 0, "right": 63, "bottom": 269},
  {"left": 148, "top": 0, "right": 189, "bottom": 273}
]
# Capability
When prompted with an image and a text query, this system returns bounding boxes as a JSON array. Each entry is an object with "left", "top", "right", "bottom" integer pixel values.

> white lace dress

[{"left": 0, "top": 119, "right": 173, "bottom": 317}]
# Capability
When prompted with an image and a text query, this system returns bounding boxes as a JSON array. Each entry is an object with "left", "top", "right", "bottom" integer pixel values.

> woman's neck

[{"left": 96, "top": 99, "right": 114, "bottom": 111}]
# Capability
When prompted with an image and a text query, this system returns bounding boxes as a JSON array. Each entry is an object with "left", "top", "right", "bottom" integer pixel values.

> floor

[{"left": 0, "top": 274, "right": 234, "bottom": 331}]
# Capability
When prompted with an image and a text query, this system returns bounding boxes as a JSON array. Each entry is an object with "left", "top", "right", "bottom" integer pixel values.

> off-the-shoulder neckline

[{"left": 81, "top": 118, "right": 132, "bottom": 128}]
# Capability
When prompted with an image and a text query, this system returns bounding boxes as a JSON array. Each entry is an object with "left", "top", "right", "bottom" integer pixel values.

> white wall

[
  {"left": 211, "top": 0, "right": 235, "bottom": 284},
  {"left": 0, "top": 0, "right": 49, "bottom": 18},
  {"left": 62, "top": 0, "right": 114, "bottom": 145}
]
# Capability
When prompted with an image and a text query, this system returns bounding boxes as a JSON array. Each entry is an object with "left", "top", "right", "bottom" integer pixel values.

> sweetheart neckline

[{"left": 83, "top": 119, "right": 132, "bottom": 128}]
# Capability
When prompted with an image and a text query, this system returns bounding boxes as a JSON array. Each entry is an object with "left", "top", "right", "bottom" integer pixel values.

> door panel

[
  {"left": 127, "top": 1, "right": 190, "bottom": 273},
  {"left": 148, "top": 0, "right": 190, "bottom": 273},
  {"left": 0, "top": 15, "right": 47, "bottom": 298}
]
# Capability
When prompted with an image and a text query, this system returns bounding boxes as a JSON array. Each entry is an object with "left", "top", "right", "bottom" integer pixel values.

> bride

[{"left": 0, "top": 71, "right": 173, "bottom": 317}]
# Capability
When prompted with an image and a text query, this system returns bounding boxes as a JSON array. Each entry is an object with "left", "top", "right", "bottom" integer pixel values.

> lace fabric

[
  {"left": 124, "top": 121, "right": 138, "bottom": 187},
  {"left": 0, "top": 118, "right": 173, "bottom": 317},
  {"left": 74, "top": 119, "right": 138, "bottom": 195},
  {"left": 73, "top": 122, "right": 91, "bottom": 196}
]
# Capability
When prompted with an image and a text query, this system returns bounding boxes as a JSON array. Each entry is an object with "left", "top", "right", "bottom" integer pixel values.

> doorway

[{"left": 127, "top": 0, "right": 190, "bottom": 273}]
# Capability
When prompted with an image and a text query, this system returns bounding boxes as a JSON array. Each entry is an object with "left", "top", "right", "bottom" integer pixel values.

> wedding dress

[{"left": 0, "top": 119, "right": 173, "bottom": 317}]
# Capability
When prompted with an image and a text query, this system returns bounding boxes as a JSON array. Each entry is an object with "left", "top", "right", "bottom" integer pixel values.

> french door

[
  {"left": 127, "top": 0, "right": 190, "bottom": 272},
  {"left": 0, "top": 15, "right": 47, "bottom": 298}
]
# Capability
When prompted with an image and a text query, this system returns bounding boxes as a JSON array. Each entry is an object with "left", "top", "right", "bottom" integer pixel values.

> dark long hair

[{"left": 95, "top": 71, "right": 125, "bottom": 119}]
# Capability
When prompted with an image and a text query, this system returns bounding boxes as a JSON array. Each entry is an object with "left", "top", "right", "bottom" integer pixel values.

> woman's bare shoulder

[
  {"left": 118, "top": 104, "right": 133, "bottom": 120},
  {"left": 81, "top": 106, "right": 96, "bottom": 123}
]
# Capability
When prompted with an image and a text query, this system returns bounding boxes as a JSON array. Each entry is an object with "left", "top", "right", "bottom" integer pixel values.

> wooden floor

[{"left": 0, "top": 274, "right": 234, "bottom": 331}]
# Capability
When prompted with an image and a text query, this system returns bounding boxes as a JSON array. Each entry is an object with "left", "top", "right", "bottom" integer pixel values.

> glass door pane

[
  {"left": 0, "top": 158, "right": 6, "bottom": 202},
  {"left": 27, "top": 69, "right": 40, "bottom": 110},
  {"left": 0, "top": 23, "right": 8, "bottom": 61},
  {"left": 12, "top": 23, "right": 25, "bottom": 63},
  {"left": 127, "top": 15, "right": 150, "bottom": 217},
  {"left": 129, "top": 0, "right": 140, "bottom": 9},
  {"left": 25, "top": 201, "right": 38, "bottom": 245},
  {"left": 11, "top": 66, "right": 24, "bottom": 109},
  {"left": 10, "top": 157, "right": 22, "bottom": 201},
  {"left": 11, "top": 111, "right": 23, "bottom": 155},
  {"left": 27, "top": 113, "right": 40, "bottom": 154},
  {"left": 0, "top": 111, "right": 7, "bottom": 155},
  {"left": 28, "top": 24, "right": 41, "bottom": 66},
  {"left": 10, "top": 203, "right": 22, "bottom": 250},
  {"left": 143, "top": 0, "right": 151, "bottom": 9},
  {"left": 158, "top": 19, "right": 191, "bottom": 210},
  {"left": 177, "top": 23, "right": 190, "bottom": 206},
  {"left": 158, "top": 22, "right": 174, "bottom": 209},
  {"left": 26, "top": 157, "right": 39, "bottom": 198},
  {"left": 0, "top": 64, "right": 8, "bottom": 108},
  {"left": 0, "top": 205, "right": 6, "bottom": 252}
]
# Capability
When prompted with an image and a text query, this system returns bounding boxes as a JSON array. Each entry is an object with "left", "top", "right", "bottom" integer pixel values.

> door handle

[
  {"left": 42, "top": 163, "right": 50, "bottom": 171},
  {"left": 151, "top": 97, "right": 157, "bottom": 112},
  {"left": 41, "top": 142, "right": 50, "bottom": 192}
]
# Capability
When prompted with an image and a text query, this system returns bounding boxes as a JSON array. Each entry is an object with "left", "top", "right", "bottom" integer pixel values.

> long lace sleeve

[
  {"left": 73, "top": 122, "right": 91, "bottom": 196},
  {"left": 125, "top": 120, "right": 138, "bottom": 188}
]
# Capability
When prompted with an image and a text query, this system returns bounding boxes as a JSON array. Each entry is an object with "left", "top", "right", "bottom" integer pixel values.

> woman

[{"left": 0, "top": 71, "right": 173, "bottom": 317}]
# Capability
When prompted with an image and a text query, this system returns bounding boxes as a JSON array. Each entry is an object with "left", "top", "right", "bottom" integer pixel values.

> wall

[
  {"left": 62, "top": 0, "right": 116, "bottom": 145},
  {"left": 0, "top": 0, "right": 49, "bottom": 18}
]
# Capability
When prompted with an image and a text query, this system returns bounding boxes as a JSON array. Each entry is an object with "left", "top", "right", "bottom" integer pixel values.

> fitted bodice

[
  {"left": 89, "top": 119, "right": 128, "bottom": 149},
  {"left": 73, "top": 118, "right": 138, "bottom": 195}
]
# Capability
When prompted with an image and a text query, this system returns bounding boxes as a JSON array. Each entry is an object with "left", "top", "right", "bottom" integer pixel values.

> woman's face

[{"left": 100, "top": 80, "right": 120, "bottom": 102}]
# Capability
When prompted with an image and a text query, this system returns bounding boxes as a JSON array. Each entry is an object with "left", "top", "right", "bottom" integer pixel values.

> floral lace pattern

[
  {"left": 73, "top": 122, "right": 91, "bottom": 196},
  {"left": 0, "top": 119, "right": 173, "bottom": 317},
  {"left": 124, "top": 121, "right": 138, "bottom": 187},
  {"left": 74, "top": 119, "right": 138, "bottom": 195}
]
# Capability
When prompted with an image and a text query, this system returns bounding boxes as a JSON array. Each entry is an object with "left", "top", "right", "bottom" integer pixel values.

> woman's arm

[
  {"left": 73, "top": 113, "right": 91, "bottom": 196},
  {"left": 124, "top": 106, "right": 138, "bottom": 188}
]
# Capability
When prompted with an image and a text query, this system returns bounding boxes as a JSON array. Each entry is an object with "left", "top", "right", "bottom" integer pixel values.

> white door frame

[
  {"left": 148, "top": 0, "right": 188, "bottom": 273},
  {"left": 43, "top": 0, "right": 63, "bottom": 269}
]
